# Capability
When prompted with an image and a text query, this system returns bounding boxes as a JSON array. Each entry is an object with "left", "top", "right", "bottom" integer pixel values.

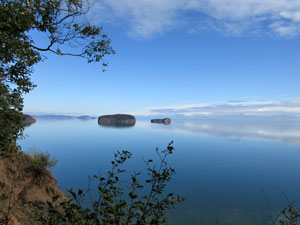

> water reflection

[
  {"left": 20, "top": 119, "right": 300, "bottom": 225},
  {"left": 98, "top": 123, "right": 136, "bottom": 128},
  {"left": 137, "top": 119, "right": 300, "bottom": 145}
]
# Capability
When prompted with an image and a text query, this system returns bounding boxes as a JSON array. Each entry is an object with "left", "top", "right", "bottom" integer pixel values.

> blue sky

[{"left": 23, "top": 0, "right": 300, "bottom": 117}]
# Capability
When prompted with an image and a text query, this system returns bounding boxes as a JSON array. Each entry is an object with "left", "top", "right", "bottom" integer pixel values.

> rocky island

[
  {"left": 151, "top": 118, "right": 171, "bottom": 125},
  {"left": 98, "top": 114, "right": 136, "bottom": 127}
]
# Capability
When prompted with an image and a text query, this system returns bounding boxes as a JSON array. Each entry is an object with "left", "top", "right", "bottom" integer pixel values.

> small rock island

[
  {"left": 151, "top": 118, "right": 171, "bottom": 125},
  {"left": 98, "top": 114, "right": 136, "bottom": 127}
]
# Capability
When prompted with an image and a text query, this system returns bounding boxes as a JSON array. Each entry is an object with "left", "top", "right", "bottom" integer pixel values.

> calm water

[{"left": 19, "top": 118, "right": 300, "bottom": 225}]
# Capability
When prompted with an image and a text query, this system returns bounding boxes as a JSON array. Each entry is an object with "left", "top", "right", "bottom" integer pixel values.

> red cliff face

[
  {"left": 23, "top": 115, "right": 36, "bottom": 127},
  {"left": 0, "top": 154, "right": 67, "bottom": 225}
]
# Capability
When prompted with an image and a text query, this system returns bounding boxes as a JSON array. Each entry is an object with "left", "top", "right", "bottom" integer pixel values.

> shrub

[
  {"left": 26, "top": 148, "right": 58, "bottom": 170},
  {"left": 33, "top": 142, "right": 185, "bottom": 225}
]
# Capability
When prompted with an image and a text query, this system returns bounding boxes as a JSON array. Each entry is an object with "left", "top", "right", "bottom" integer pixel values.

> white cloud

[
  {"left": 134, "top": 99, "right": 300, "bottom": 118},
  {"left": 92, "top": 0, "right": 300, "bottom": 38},
  {"left": 269, "top": 21, "right": 300, "bottom": 37},
  {"left": 93, "top": 0, "right": 185, "bottom": 37}
]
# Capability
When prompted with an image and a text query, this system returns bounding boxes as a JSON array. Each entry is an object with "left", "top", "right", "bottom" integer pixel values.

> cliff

[
  {"left": 98, "top": 114, "right": 136, "bottom": 127},
  {"left": 23, "top": 114, "right": 36, "bottom": 127},
  {"left": 0, "top": 153, "right": 67, "bottom": 225}
]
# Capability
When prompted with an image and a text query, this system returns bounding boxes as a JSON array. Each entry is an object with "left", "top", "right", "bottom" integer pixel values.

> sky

[{"left": 23, "top": 0, "right": 300, "bottom": 117}]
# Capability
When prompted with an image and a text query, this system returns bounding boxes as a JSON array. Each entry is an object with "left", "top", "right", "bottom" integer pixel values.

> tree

[
  {"left": 0, "top": 0, "right": 114, "bottom": 155},
  {"left": 0, "top": 3, "right": 185, "bottom": 224}
]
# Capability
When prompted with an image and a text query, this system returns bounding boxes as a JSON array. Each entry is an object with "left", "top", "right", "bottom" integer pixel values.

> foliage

[
  {"left": 0, "top": 0, "right": 114, "bottom": 156},
  {"left": 25, "top": 148, "right": 58, "bottom": 170},
  {"left": 279, "top": 205, "right": 300, "bottom": 225},
  {"left": 33, "top": 142, "right": 185, "bottom": 225},
  {"left": 262, "top": 188, "right": 300, "bottom": 225}
]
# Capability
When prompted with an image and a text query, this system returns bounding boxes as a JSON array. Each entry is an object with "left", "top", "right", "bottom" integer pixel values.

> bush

[
  {"left": 26, "top": 148, "right": 58, "bottom": 170},
  {"left": 33, "top": 142, "right": 185, "bottom": 225}
]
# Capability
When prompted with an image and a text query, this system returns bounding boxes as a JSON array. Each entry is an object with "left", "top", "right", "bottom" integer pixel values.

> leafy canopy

[{"left": 0, "top": 0, "right": 114, "bottom": 155}]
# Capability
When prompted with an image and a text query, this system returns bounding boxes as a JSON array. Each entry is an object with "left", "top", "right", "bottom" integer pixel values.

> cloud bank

[
  {"left": 135, "top": 99, "right": 300, "bottom": 118},
  {"left": 93, "top": 0, "right": 300, "bottom": 38}
]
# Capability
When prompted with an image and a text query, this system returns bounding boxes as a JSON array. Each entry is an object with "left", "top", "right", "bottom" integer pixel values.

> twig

[{"left": 262, "top": 187, "right": 281, "bottom": 225}]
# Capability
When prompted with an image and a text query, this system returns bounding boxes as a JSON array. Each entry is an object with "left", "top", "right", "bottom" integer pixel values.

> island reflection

[
  {"left": 137, "top": 119, "right": 300, "bottom": 145},
  {"left": 98, "top": 123, "right": 136, "bottom": 129}
]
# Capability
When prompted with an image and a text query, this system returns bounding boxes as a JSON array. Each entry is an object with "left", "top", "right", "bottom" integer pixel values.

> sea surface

[{"left": 19, "top": 118, "right": 300, "bottom": 225}]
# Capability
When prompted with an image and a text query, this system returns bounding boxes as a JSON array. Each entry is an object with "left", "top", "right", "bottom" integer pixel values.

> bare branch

[{"left": 262, "top": 187, "right": 281, "bottom": 225}]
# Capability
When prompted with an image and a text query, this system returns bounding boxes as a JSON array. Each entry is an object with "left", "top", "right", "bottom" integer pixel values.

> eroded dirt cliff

[{"left": 0, "top": 153, "right": 67, "bottom": 225}]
